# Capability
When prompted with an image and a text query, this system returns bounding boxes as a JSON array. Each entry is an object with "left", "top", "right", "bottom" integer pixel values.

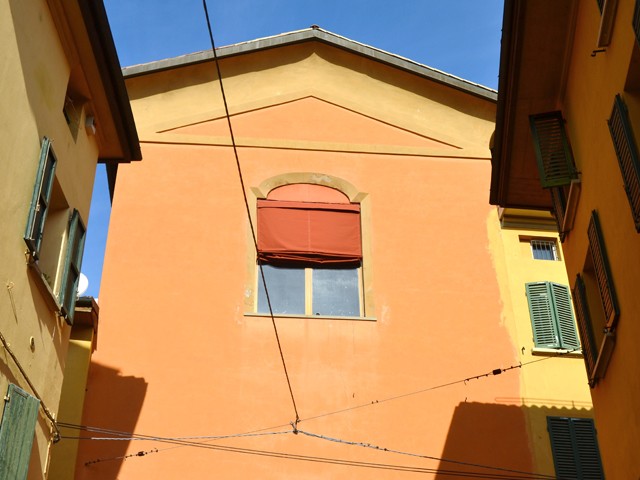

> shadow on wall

[
  {"left": 435, "top": 401, "right": 594, "bottom": 479},
  {"left": 71, "top": 362, "right": 148, "bottom": 480}
]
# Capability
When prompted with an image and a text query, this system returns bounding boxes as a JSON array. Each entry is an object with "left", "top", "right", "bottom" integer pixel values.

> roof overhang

[
  {"left": 490, "top": 0, "right": 578, "bottom": 209},
  {"left": 48, "top": 0, "right": 141, "bottom": 165}
]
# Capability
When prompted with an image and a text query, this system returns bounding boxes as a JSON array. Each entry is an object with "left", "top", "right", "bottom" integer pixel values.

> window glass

[
  {"left": 531, "top": 239, "right": 558, "bottom": 260},
  {"left": 257, "top": 265, "right": 305, "bottom": 314},
  {"left": 312, "top": 267, "right": 359, "bottom": 316}
]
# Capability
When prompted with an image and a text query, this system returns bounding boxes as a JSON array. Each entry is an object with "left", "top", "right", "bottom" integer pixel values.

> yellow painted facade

[
  {"left": 0, "top": 0, "right": 139, "bottom": 478},
  {"left": 492, "top": 0, "right": 640, "bottom": 477}
]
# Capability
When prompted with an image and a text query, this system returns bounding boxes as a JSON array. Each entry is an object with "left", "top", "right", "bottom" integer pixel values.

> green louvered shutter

[
  {"left": 526, "top": 282, "right": 560, "bottom": 348},
  {"left": 0, "top": 384, "right": 40, "bottom": 480},
  {"left": 550, "top": 283, "right": 580, "bottom": 350},
  {"left": 59, "top": 209, "right": 86, "bottom": 324},
  {"left": 24, "top": 137, "right": 57, "bottom": 257},
  {"left": 572, "top": 275, "right": 598, "bottom": 381},
  {"left": 573, "top": 418, "right": 605, "bottom": 479},
  {"left": 634, "top": 0, "right": 640, "bottom": 46},
  {"left": 530, "top": 112, "right": 578, "bottom": 188},
  {"left": 588, "top": 211, "right": 619, "bottom": 327},
  {"left": 608, "top": 95, "right": 640, "bottom": 231},
  {"left": 547, "top": 417, "right": 604, "bottom": 480}
]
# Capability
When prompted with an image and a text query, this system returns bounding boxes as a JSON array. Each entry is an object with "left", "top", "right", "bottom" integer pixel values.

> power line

[
  {"left": 201, "top": 0, "right": 299, "bottom": 425},
  {"left": 296, "top": 428, "right": 557, "bottom": 480},
  {"left": 68, "top": 424, "right": 551, "bottom": 479}
]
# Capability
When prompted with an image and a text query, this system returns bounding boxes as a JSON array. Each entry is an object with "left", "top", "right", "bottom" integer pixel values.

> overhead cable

[{"left": 201, "top": 0, "right": 299, "bottom": 425}]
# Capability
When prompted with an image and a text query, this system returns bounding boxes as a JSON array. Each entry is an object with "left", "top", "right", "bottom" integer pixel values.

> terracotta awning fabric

[{"left": 257, "top": 199, "right": 362, "bottom": 265}]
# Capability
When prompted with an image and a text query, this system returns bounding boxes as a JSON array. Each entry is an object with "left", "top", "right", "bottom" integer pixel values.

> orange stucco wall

[{"left": 76, "top": 43, "right": 535, "bottom": 479}]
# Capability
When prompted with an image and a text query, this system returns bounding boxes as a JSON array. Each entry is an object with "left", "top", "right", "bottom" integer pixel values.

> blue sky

[{"left": 81, "top": 0, "right": 504, "bottom": 297}]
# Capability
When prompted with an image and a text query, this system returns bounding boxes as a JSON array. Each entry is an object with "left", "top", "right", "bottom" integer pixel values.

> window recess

[
  {"left": 529, "top": 112, "right": 581, "bottom": 239},
  {"left": 608, "top": 94, "right": 640, "bottom": 231},
  {"left": 24, "top": 138, "right": 86, "bottom": 324},
  {"left": 256, "top": 188, "right": 363, "bottom": 317}
]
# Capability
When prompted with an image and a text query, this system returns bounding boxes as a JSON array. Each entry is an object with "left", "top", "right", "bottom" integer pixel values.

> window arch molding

[{"left": 244, "top": 172, "right": 375, "bottom": 319}]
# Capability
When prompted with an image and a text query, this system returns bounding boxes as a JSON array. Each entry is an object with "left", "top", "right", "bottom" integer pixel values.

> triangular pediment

[{"left": 161, "top": 97, "right": 460, "bottom": 150}]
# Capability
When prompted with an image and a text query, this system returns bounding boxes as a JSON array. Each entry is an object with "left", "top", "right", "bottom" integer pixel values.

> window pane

[
  {"left": 257, "top": 265, "right": 305, "bottom": 314},
  {"left": 312, "top": 267, "right": 359, "bottom": 316}
]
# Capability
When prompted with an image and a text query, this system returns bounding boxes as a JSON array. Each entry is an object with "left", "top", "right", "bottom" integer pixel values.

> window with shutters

[
  {"left": 608, "top": 94, "right": 640, "bottom": 231},
  {"left": 547, "top": 417, "right": 604, "bottom": 480},
  {"left": 529, "top": 112, "right": 581, "bottom": 238},
  {"left": 526, "top": 282, "right": 580, "bottom": 352},
  {"left": 256, "top": 183, "right": 363, "bottom": 317},
  {"left": 25, "top": 137, "right": 87, "bottom": 324},
  {"left": 572, "top": 211, "right": 618, "bottom": 386},
  {"left": 634, "top": 0, "right": 640, "bottom": 46},
  {"left": 0, "top": 384, "right": 40, "bottom": 480}
]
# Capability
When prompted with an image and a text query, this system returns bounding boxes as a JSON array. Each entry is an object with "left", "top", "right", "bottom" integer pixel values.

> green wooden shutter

[
  {"left": 24, "top": 137, "right": 57, "bottom": 257},
  {"left": 608, "top": 94, "right": 640, "bottom": 231},
  {"left": 550, "top": 283, "right": 580, "bottom": 350},
  {"left": 59, "top": 209, "right": 86, "bottom": 324},
  {"left": 572, "top": 275, "right": 598, "bottom": 382},
  {"left": 530, "top": 112, "right": 578, "bottom": 187},
  {"left": 526, "top": 282, "right": 560, "bottom": 348},
  {"left": 634, "top": 0, "right": 640, "bottom": 46},
  {"left": 547, "top": 417, "right": 604, "bottom": 480},
  {"left": 0, "top": 384, "right": 40, "bottom": 480},
  {"left": 588, "top": 211, "right": 619, "bottom": 327}
]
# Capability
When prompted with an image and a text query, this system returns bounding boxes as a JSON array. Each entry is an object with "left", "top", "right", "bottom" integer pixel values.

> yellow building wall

[
  {"left": 552, "top": 0, "right": 640, "bottom": 476},
  {"left": 488, "top": 209, "right": 594, "bottom": 477},
  {"left": 0, "top": 1, "right": 100, "bottom": 478}
]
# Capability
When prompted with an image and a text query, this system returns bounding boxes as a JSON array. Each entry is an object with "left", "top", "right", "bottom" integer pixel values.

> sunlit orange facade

[{"left": 75, "top": 29, "right": 593, "bottom": 479}]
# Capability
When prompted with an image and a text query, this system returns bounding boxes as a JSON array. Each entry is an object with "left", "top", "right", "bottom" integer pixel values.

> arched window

[{"left": 256, "top": 184, "right": 362, "bottom": 317}]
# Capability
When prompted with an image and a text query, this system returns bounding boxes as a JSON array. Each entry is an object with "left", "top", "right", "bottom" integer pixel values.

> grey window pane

[
  {"left": 312, "top": 268, "right": 359, "bottom": 316},
  {"left": 257, "top": 265, "right": 305, "bottom": 314}
]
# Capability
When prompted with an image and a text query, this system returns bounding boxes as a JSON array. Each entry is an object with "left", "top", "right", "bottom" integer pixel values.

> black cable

[{"left": 201, "top": 0, "right": 300, "bottom": 425}]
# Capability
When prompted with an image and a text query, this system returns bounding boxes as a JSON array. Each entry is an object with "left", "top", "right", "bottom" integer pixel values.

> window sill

[
  {"left": 531, "top": 347, "right": 583, "bottom": 357},
  {"left": 245, "top": 312, "right": 377, "bottom": 322}
]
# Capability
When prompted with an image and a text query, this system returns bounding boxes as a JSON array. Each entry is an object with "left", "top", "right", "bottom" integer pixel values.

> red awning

[{"left": 257, "top": 199, "right": 362, "bottom": 265}]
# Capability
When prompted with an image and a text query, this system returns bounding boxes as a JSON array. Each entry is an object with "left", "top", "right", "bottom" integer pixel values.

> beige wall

[{"left": 0, "top": 1, "right": 100, "bottom": 478}]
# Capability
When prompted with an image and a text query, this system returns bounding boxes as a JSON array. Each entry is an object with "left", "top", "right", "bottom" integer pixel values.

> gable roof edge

[{"left": 122, "top": 27, "right": 496, "bottom": 102}]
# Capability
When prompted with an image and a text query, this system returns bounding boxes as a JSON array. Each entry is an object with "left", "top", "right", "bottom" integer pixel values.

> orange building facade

[{"left": 74, "top": 29, "right": 593, "bottom": 478}]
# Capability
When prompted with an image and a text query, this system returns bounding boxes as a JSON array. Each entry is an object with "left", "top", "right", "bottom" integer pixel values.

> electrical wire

[
  {"left": 296, "top": 428, "right": 557, "bottom": 480},
  {"left": 67, "top": 423, "right": 551, "bottom": 479},
  {"left": 201, "top": 0, "right": 300, "bottom": 425}
]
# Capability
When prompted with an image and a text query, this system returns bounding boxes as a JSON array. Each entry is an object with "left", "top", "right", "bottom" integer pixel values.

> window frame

[
  {"left": 256, "top": 264, "right": 363, "bottom": 317},
  {"left": 530, "top": 239, "right": 559, "bottom": 261},
  {"left": 525, "top": 281, "right": 580, "bottom": 351},
  {"left": 246, "top": 174, "right": 374, "bottom": 320}
]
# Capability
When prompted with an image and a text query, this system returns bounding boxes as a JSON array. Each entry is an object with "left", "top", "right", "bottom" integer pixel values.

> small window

[
  {"left": 530, "top": 239, "right": 558, "bottom": 260},
  {"left": 547, "top": 417, "right": 604, "bottom": 479},
  {"left": 526, "top": 282, "right": 580, "bottom": 350},
  {"left": 0, "top": 384, "right": 40, "bottom": 480},
  {"left": 256, "top": 184, "right": 363, "bottom": 317}
]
